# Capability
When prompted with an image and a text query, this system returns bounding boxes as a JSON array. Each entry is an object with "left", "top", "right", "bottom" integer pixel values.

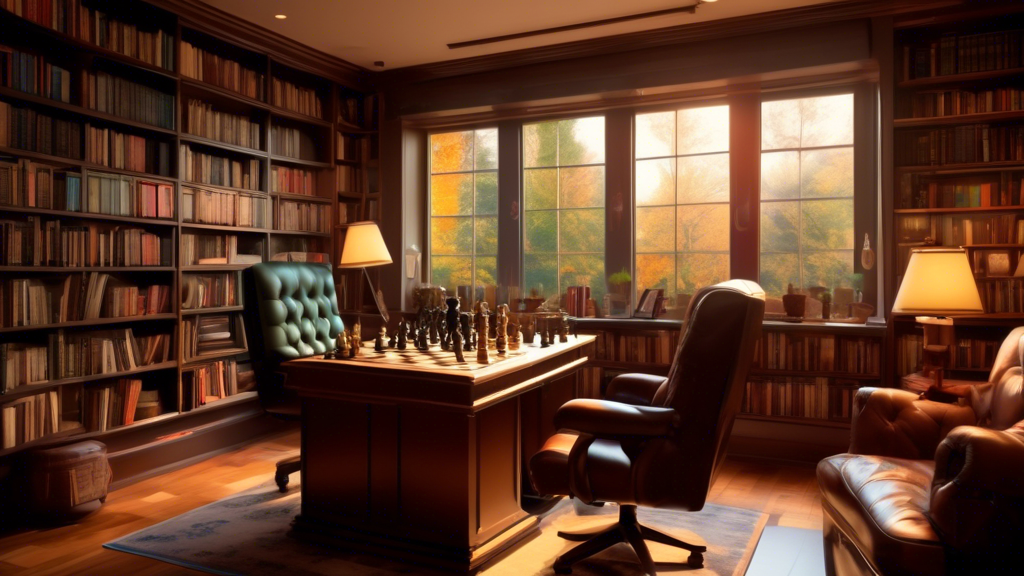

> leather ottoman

[{"left": 28, "top": 441, "right": 112, "bottom": 522}]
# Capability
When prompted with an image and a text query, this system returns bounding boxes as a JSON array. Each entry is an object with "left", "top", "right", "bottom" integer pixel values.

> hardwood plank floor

[{"left": 0, "top": 428, "right": 824, "bottom": 575}]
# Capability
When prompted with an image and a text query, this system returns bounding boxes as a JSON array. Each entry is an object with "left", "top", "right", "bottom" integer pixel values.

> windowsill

[{"left": 575, "top": 316, "right": 887, "bottom": 335}]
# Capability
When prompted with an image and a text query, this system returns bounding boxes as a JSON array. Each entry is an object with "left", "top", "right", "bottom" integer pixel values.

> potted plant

[{"left": 608, "top": 269, "right": 632, "bottom": 297}]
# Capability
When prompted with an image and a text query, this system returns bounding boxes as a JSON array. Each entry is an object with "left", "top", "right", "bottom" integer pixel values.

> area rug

[{"left": 105, "top": 479, "right": 767, "bottom": 576}]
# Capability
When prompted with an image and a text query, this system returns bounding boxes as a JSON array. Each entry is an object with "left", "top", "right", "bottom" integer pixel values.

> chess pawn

[
  {"left": 351, "top": 322, "right": 362, "bottom": 357},
  {"left": 374, "top": 325, "right": 386, "bottom": 353},
  {"left": 539, "top": 318, "right": 550, "bottom": 348},
  {"left": 337, "top": 331, "right": 350, "bottom": 357},
  {"left": 476, "top": 316, "right": 490, "bottom": 365},
  {"left": 397, "top": 320, "right": 408, "bottom": 350},
  {"left": 388, "top": 330, "right": 397, "bottom": 348},
  {"left": 495, "top": 304, "right": 508, "bottom": 354}
]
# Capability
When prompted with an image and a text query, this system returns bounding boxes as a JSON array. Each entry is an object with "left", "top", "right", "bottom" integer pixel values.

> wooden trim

[
  {"left": 605, "top": 109, "right": 633, "bottom": 306},
  {"left": 497, "top": 121, "right": 523, "bottom": 292}
]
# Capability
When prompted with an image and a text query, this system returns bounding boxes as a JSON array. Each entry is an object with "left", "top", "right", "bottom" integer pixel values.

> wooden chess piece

[
  {"left": 351, "top": 322, "right": 361, "bottom": 357},
  {"left": 559, "top": 312, "right": 569, "bottom": 343},
  {"left": 338, "top": 331, "right": 350, "bottom": 357},
  {"left": 495, "top": 304, "right": 508, "bottom": 354},
  {"left": 397, "top": 319, "right": 408, "bottom": 350},
  {"left": 435, "top": 308, "right": 447, "bottom": 348},
  {"left": 461, "top": 312, "right": 474, "bottom": 352},
  {"left": 388, "top": 330, "right": 397, "bottom": 348},
  {"left": 374, "top": 324, "right": 386, "bottom": 353},
  {"left": 476, "top": 302, "right": 490, "bottom": 364},
  {"left": 508, "top": 321, "right": 521, "bottom": 351},
  {"left": 428, "top": 308, "right": 439, "bottom": 345},
  {"left": 416, "top": 320, "right": 429, "bottom": 351},
  {"left": 451, "top": 316, "right": 466, "bottom": 364},
  {"left": 444, "top": 298, "right": 460, "bottom": 352},
  {"left": 539, "top": 317, "right": 550, "bottom": 348}
]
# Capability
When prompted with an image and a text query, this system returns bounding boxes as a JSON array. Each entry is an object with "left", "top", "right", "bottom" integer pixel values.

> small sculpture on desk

[
  {"left": 374, "top": 324, "right": 386, "bottom": 353},
  {"left": 397, "top": 319, "right": 409, "bottom": 351},
  {"left": 476, "top": 302, "right": 490, "bottom": 364},
  {"left": 461, "top": 312, "right": 474, "bottom": 352},
  {"left": 337, "top": 331, "right": 350, "bottom": 358},
  {"left": 350, "top": 322, "right": 361, "bottom": 357},
  {"left": 495, "top": 304, "right": 508, "bottom": 354},
  {"left": 508, "top": 320, "right": 521, "bottom": 351}
]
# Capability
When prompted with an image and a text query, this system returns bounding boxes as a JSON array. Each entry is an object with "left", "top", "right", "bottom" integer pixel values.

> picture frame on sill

[{"left": 634, "top": 289, "right": 660, "bottom": 319}]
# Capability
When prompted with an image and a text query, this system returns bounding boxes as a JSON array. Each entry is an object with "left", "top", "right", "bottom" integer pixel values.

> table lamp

[
  {"left": 892, "top": 248, "right": 983, "bottom": 387},
  {"left": 338, "top": 221, "right": 392, "bottom": 324}
]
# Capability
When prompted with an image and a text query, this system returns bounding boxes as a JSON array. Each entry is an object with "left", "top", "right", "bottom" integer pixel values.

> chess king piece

[
  {"left": 374, "top": 324, "right": 386, "bottom": 353},
  {"left": 444, "top": 298, "right": 460, "bottom": 352},
  {"left": 476, "top": 301, "right": 490, "bottom": 364},
  {"left": 337, "top": 331, "right": 350, "bottom": 357},
  {"left": 495, "top": 304, "right": 509, "bottom": 354},
  {"left": 397, "top": 319, "right": 409, "bottom": 350},
  {"left": 461, "top": 312, "right": 474, "bottom": 352}
]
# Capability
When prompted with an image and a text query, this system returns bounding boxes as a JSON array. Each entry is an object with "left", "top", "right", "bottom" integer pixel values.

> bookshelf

[
  {"left": 0, "top": 0, "right": 373, "bottom": 461},
  {"left": 891, "top": 8, "right": 1024, "bottom": 387}
]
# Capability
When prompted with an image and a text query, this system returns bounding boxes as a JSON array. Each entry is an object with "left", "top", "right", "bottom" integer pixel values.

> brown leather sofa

[
  {"left": 818, "top": 327, "right": 1024, "bottom": 576},
  {"left": 528, "top": 280, "right": 765, "bottom": 575}
]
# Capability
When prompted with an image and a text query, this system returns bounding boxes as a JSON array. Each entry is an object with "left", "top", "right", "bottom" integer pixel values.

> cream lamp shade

[
  {"left": 892, "top": 248, "right": 983, "bottom": 315},
  {"left": 338, "top": 221, "right": 393, "bottom": 268}
]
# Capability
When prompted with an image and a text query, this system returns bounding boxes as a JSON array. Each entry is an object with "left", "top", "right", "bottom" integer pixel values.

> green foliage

[{"left": 609, "top": 269, "right": 632, "bottom": 284}]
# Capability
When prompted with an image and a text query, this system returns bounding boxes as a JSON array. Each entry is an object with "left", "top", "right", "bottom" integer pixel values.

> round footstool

[{"left": 28, "top": 441, "right": 112, "bottom": 522}]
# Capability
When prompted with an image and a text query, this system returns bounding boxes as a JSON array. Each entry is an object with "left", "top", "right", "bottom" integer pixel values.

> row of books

[
  {"left": 182, "top": 358, "right": 253, "bottom": 411},
  {"left": 1, "top": 217, "right": 173, "bottom": 267},
  {"left": 903, "top": 88, "right": 1024, "bottom": 120},
  {"left": 0, "top": 328, "right": 172, "bottom": 389},
  {"left": 181, "top": 273, "right": 239, "bottom": 311},
  {"left": 565, "top": 286, "right": 591, "bottom": 318},
  {"left": 896, "top": 333, "right": 1000, "bottom": 376},
  {"left": 1, "top": 389, "right": 58, "bottom": 449},
  {"left": 277, "top": 200, "right": 329, "bottom": 233},
  {"left": 83, "top": 70, "right": 175, "bottom": 130},
  {"left": 593, "top": 330, "right": 678, "bottom": 365},
  {"left": 84, "top": 172, "right": 174, "bottom": 218},
  {"left": 898, "top": 173, "right": 1024, "bottom": 209},
  {"left": 270, "top": 165, "right": 316, "bottom": 196},
  {"left": 84, "top": 125, "right": 170, "bottom": 175},
  {"left": 337, "top": 201, "right": 360, "bottom": 224},
  {"left": 0, "top": 46, "right": 71, "bottom": 103},
  {"left": 897, "top": 213, "right": 1022, "bottom": 246},
  {"left": 182, "top": 185, "right": 268, "bottom": 228},
  {"left": 83, "top": 377, "right": 141, "bottom": 432},
  {"left": 270, "top": 77, "right": 322, "bottom": 119},
  {"left": 751, "top": 333, "right": 881, "bottom": 375},
  {"left": 902, "top": 29, "right": 1023, "bottom": 81},
  {"left": 0, "top": 101, "right": 82, "bottom": 159},
  {"left": 182, "top": 314, "right": 246, "bottom": 362},
  {"left": 742, "top": 376, "right": 858, "bottom": 422},
  {"left": 0, "top": 273, "right": 170, "bottom": 327},
  {"left": 181, "top": 233, "right": 262, "bottom": 266},
  {"left": 337, "top": 164, "right": 357, "bottom": 193},
  {"left": 180, "top": 40, "right": 263, "bottom": 100},
  {"left": 0, "top": 1, "right": 174, "bottom": 70},
  {"left": 978, "top": 278, "right": 1024, "bottom": 314},
  {"left": 180, "top": 145, "right": 261, "bottom": 191},
  {"left": 0, "top": 158, "right": 77, "bottom": 209},
  {"left": 185, "top": 99, "right": 261, "bottom": 150},
  {"left": 270, "top": 125, "right": 308, "bottom": 159},
  {"left": 896, "top": 124, "right": 1024, "bottom": 167}
]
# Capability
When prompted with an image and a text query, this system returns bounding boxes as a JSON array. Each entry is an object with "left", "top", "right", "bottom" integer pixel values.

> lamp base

[{"left": 916, "top": 316, "right": 954, "bottom": 388}]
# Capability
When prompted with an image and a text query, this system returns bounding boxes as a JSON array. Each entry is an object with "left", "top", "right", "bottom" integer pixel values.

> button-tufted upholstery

[{"left": 251, "top": 262, "right": 344, "bottom": 360}]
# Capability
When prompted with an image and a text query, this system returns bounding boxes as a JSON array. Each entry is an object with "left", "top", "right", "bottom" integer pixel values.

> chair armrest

[
  {"left": 848, "top": 387, "right": 976, "bottom": 460},
  {"left": 554, "top": 398, "right": 679, "bottom": 437},
  {"left": 930, "top": 422, "right": 1024, "bottom": 550},
  {"left": 605, "top": 373, "right": 668, "bottom": 406}
]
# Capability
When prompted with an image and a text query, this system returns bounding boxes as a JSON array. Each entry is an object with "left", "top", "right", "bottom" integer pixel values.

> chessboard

[{"left": 340, "top": 342, "right": 532, "bottom": 372}]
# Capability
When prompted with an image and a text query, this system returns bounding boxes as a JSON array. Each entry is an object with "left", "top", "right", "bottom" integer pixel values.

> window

[
  {"left": 760, "top": 94, "right": 855, "bottom": 298},
  {"left": 635, "top": 105, "right": 730, "bottom": 305},
  {"left": 428, "top": 129, "right": 498, "bottom": 294},
  {"left": 523, "top": 117, "right": 606, "bottom": 302}
]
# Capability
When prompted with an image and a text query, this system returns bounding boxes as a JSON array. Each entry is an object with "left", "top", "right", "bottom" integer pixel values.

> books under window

[
  {"left": 182, "top": 185, "right": 268, "bottom": 228},
  {"left": 82, "top": 70, "right": 175, "bottom": 130},
  {"left": 185, "top": 99, "right": 261, "bottom": 150},
  {"left": 180, "top": 145, "right": 261, "bottom": 191},
  {"left": 180, "top": 41, "right": 263, "bottom": 100},
  {"left": 896, "top": 124, "right": 1024, "bottom": 167},
  {"left": 85, "top": 124, "right": 170, "bottom": 175},
  {"left": 276, "top": 199, "right": 329, "bottom": 233},
  {"left": 271, "top": 165, "right": 316, "bottom": 196},
  {"left": 0, "top": 100, "right": 82, "bottom": 158},
  {"left": 0, "top": 218, "right": 173, "bottom": 267},
  {"left": 0, "top": 158, "right": 80, "bottom": 209},
  {"left": 0, "top": 46, "right": 71, "bottom": 103},
  {"left": 742, "top": 376, "right": 856, "bottom": 422},
  {"left": 181, "top": 273, "right": 239, "bottom": 310},
  {"left": 181, "top": 233, "right": 262, "bottom": 266},
  {"left": 182, "top": 358, "right": 247, "bottom": 410},
  {"left": 1, "top": 389, "right": 60, "bottom": 449},
  {"left": 0, "top": 273, "right": 170, "bottom": 327},
  {"left": 271, "top": 77, "right": 322, "bottom": 119},
  {"left": 182, "top": 313, "right": 247, "bottom": 362},
  {"left": 752, "top": 333, "right": 881, "bottom": 375},
  {"left": 83, "top": 377, "right": 142, "bottom": 432},
  {"left": 593, "top": 330, "right": 678, "bottom": 365}
]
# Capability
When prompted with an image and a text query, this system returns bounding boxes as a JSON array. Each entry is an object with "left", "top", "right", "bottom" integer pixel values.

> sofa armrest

[
  {"left": 554, "top": 398, "right": 679, "bottom": 437},
  {"left": 930, "top": 422, "right": 1024, "bottom": 550},
  {"left": 848, "top": 387, "right": 976, "bottom": 459},
  {"left": 605, "top": 373, "right": 668, "bottom": 406}
]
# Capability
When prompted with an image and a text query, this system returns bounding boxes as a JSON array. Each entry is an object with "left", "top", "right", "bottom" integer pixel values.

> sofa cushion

[
  {"left": 818, "top": 453, "right": 945, "bottom": 576},
  {"left": 252, "top": 263, "right": 344, "bottom": 360}
]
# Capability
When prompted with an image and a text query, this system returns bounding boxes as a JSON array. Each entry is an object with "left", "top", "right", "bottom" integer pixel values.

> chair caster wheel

[
  {"left": 275, "top": 474, "right": 289, "bottom": 492},
  {"left": 687, "top": 552, "right": 704, "bottom": 568}
]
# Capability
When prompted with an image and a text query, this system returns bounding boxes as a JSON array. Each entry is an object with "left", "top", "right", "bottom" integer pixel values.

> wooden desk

[{"left": 282, "top": 335, "right": 595, "bottom": 570}]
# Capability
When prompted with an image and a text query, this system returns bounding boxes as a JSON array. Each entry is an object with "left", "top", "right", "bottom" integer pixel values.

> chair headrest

[{"left": 251, "top": 262, "right": 344, "bottom": 360}]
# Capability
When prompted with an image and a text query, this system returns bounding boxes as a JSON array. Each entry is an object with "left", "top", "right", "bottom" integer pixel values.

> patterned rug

[{"left": 105, "top": 480, "right": 767, "bottom": 576}]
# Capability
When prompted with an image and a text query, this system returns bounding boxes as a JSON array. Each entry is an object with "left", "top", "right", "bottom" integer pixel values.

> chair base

[
  {"left": 553, "top": 505, "right": 706, "bottom": 575},
  {"left": 275, "top": 455, "right": 301, "bottom": 492}
]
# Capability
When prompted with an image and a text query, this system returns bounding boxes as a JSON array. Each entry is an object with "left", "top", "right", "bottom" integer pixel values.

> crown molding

[{"left": 379, "top": 0, "right": 960, "bottom": 87}]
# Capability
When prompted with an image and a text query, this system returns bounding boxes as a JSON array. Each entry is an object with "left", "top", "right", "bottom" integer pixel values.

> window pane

[
  {"left": 432, "top": 256, "right": 472, "bottom": 290},
  {"left": 801, "top": 149, "right": 853, "bottom": 198},
  {"left": 475, "top": 256, "right": 498, "bottom": 287},
  {"left": 636, "top": 206, "right": 675, "bottom": 252},
  {"left": 560, "top": 209, "right": 605, "bottom": 253},
  {"left": 636, "top": 159, "right": 675, "bottom": 206},
  {"left": 560, "top": 254, "right": 605, "bottom": 301},
  {"left": 801, "top": 94, "right": 853, "bottom": 148},
  {"left": 430, "top": 174, "right": 473, "bottom": 215},
  {"left": 525, "top": 253, "right": 558, "bottom": 297},
  {"left": 524, "top": 168, "right": 557, "bottom": 210},
  {"left": 475, "top": 216, "right": 498, "bottom": 255},
  {"left": 678, "top": 253, "right": 730, "bottom": 297},
  {"left": 677, "top": 154, "right": 729, "bottom": 205},
  {"left": 524, "top": 211, "right": 557, "bottom": 253},
  {"left": 558, "top": 117, "right": 605, "bottom": 166},
  {"left": 524, "top": 122, "right": 557, "bottom": 168},
  {"left": 636, "top": 254, "right": 674, "bottom": 297},
  {"left": 431, "top": 131, "right": 473, "bottom": 173},
  {"left": 677, "top": 204, "right": 729, "bottom": 252},
  {"left": 431, "top": 217, "right": 473, "bottom": 255},
  {"left": 635, "top": 111, "right": 675, "bottom": 159},
  {"left": 761, "top": 201, "right": 799, "bottom": 253},
  {"left": 801, "top": 199, "right": 854, "bottom": 251},
  {"left": 761, "top": 99, "right": 801, "bottom": 151},
  {"left": 560, "top": 166, "right": 605, "bottom": 208},
  {"left": 678, "top": 105, "right": 729, "bottom": 155},
  {"left": 759, "top": 253, "right": 800, "bottom": 296},
  {"left": 802, "top": 250, "right": 854, "bottom": 292},
  {"left": 760, "top": 151, "right": 799, "bottom": 201},
  {"left": 475, "top": 172, "right": 498, "bottom": 214},
  {"left": 475, "top": 128, "right": 498, "bottom": 170}
]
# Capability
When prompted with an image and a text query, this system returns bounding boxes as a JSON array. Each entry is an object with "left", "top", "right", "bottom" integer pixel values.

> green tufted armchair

[{"left": 243, "top": 262, "right": 345, "bottom": 491}]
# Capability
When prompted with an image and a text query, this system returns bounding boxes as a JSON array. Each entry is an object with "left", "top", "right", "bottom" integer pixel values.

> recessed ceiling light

[{"left": 274, "top": 14, "right": 287, "bottom": 19}]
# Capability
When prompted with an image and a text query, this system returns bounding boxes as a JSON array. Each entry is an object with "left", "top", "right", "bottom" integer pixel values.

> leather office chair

[
  {"left": 243, "top": 262, "right": 344, "bottom": 491},
  {"left": 528, "top": 279, "right": 765, "bottom": 575},
  {"left": 817, "top": 327, "right": 1024, "bottom": 576}
]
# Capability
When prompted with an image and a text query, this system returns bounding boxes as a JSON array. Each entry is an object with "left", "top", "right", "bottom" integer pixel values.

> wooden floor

[{"left": 0, "top": 428, "right": 823, "bottom": 575}]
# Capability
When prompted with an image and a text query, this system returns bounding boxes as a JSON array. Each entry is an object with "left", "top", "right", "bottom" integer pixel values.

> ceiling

[{"left": 202, "top": 0, "right": 844, "bottom": 71}]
